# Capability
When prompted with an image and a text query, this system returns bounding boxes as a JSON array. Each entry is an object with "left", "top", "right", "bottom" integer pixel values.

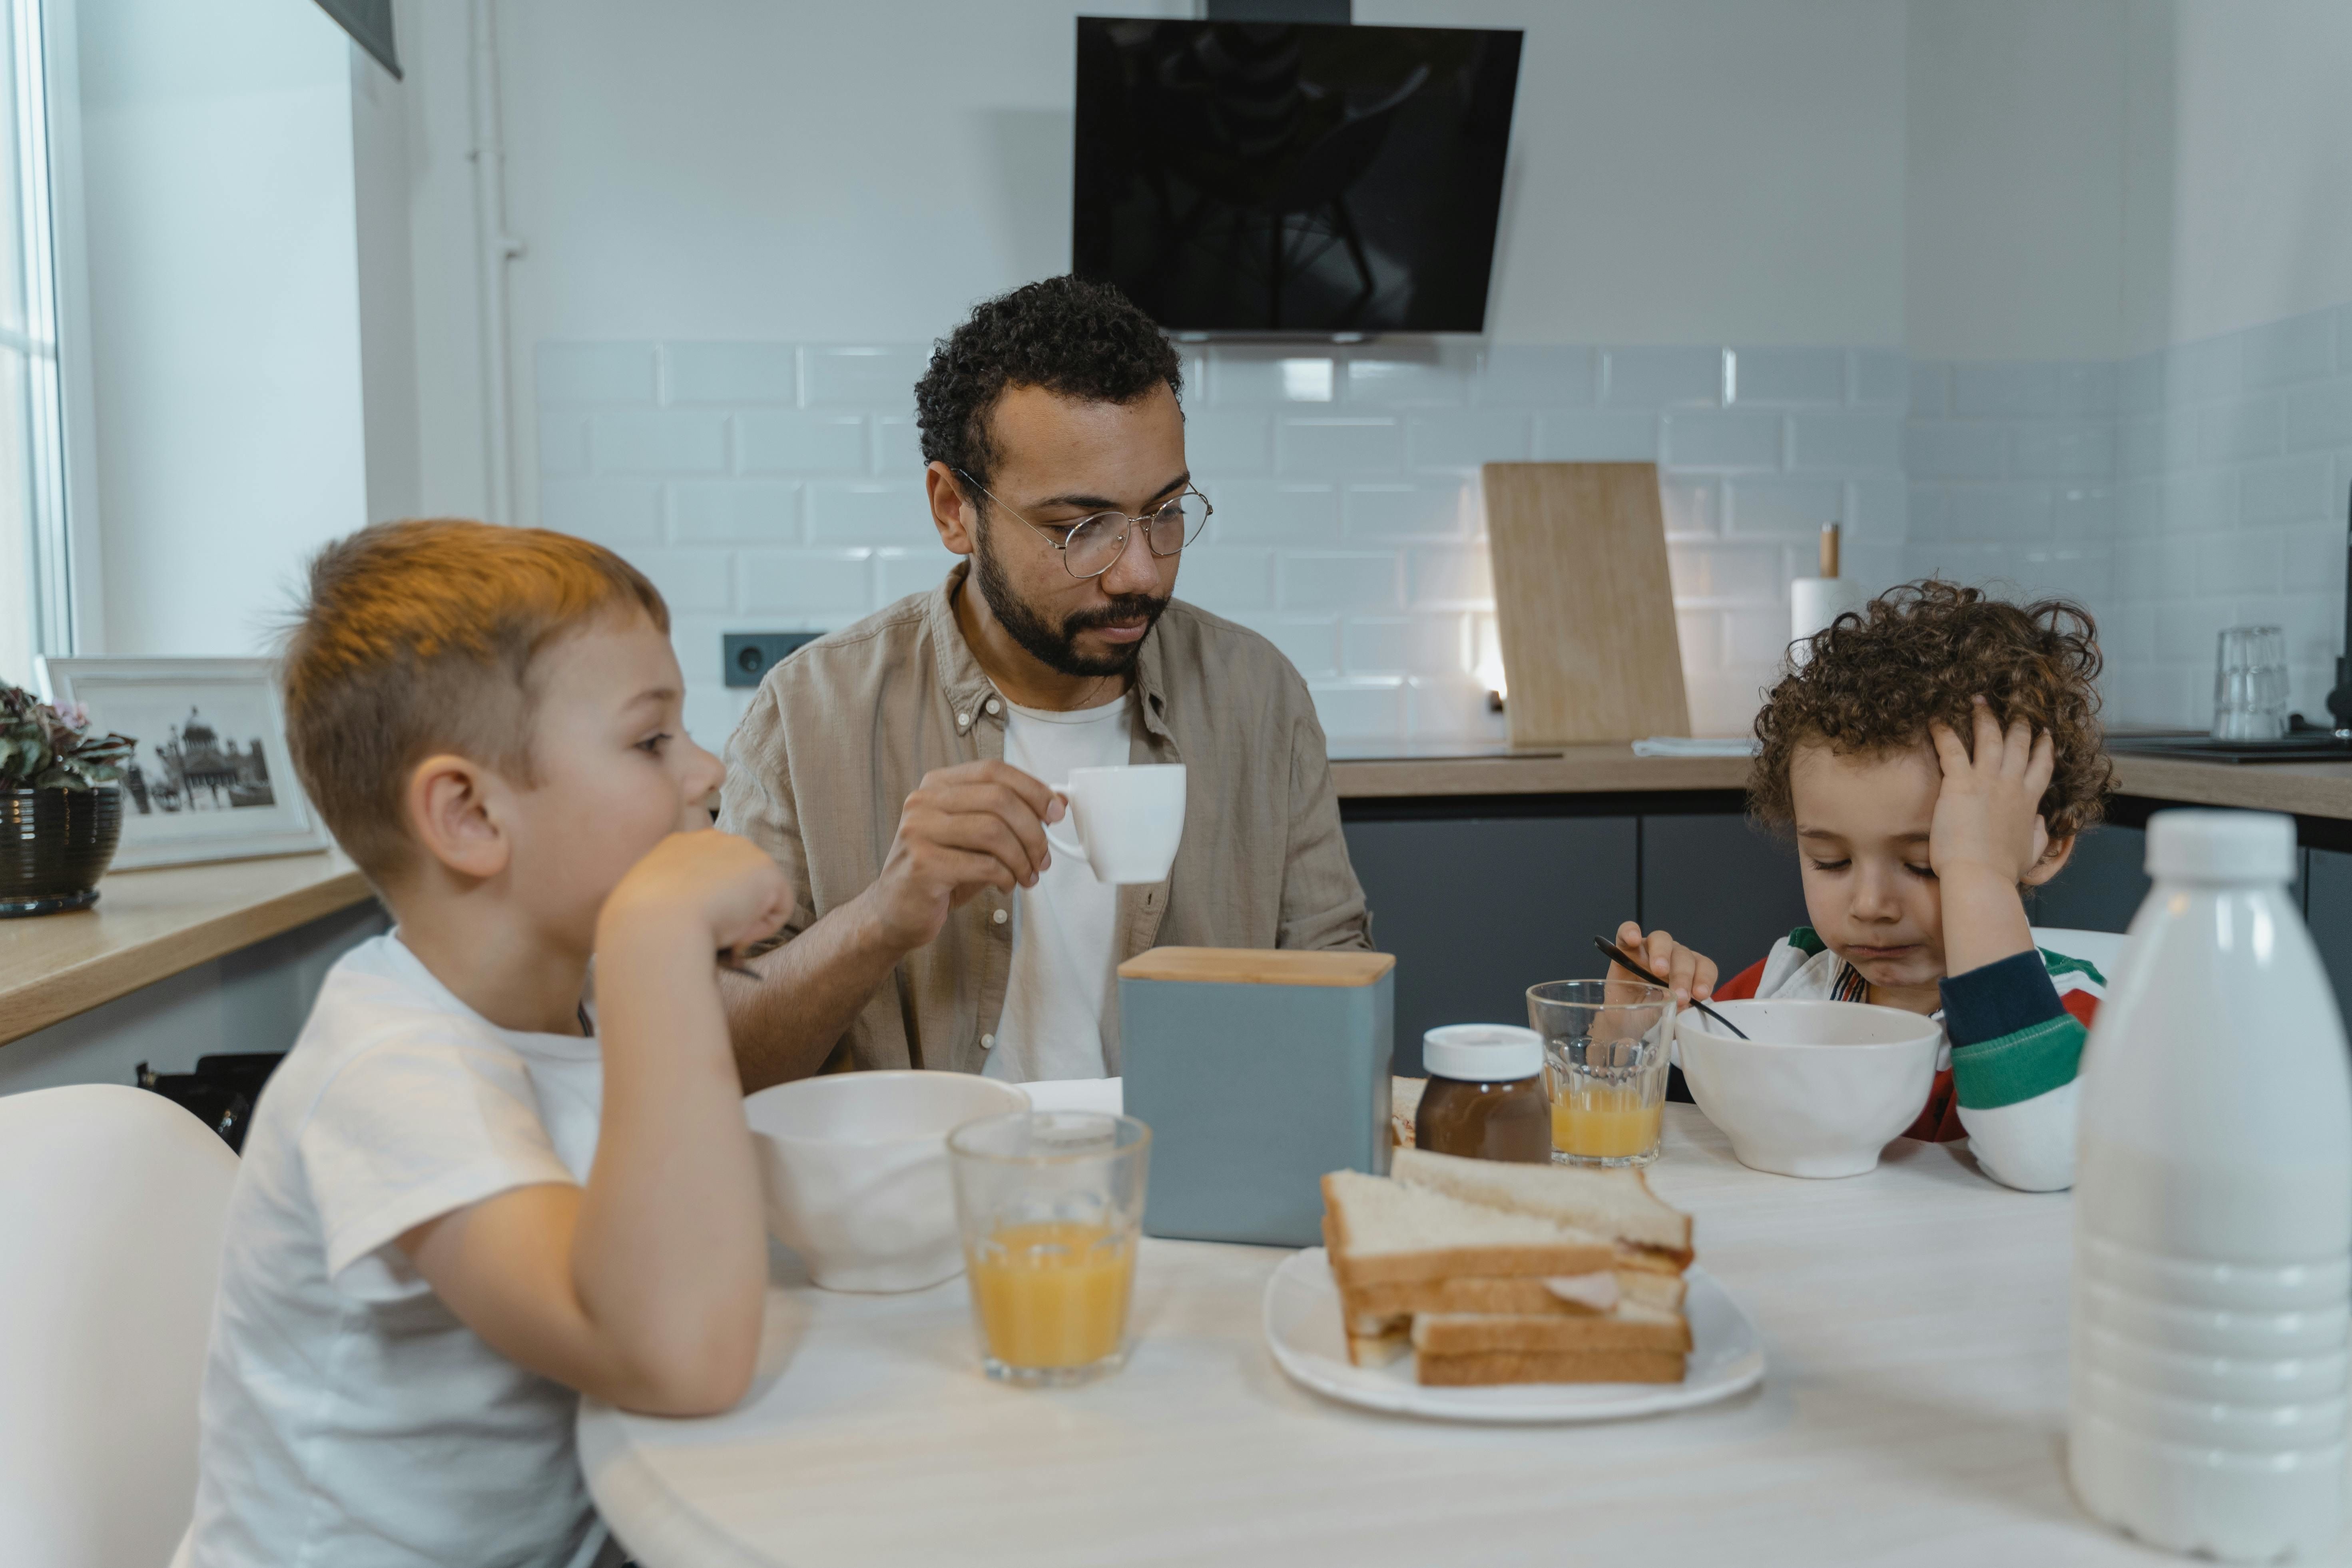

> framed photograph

[{"left": 36, "top": 657, "right": 331, "bottom": 869}]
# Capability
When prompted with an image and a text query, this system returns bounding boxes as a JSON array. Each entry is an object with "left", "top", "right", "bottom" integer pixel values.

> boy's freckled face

[
  {"left": 504, "top": 613, "right": 726, "bottom": 949},
  {"left": 1789, "top": 739, "right": 1947, "bottom": 991}
]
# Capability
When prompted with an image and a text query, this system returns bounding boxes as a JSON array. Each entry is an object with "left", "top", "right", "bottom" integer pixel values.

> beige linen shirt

[{"left": 718, "top": 562, "right": 1372, "bottom": 1076}]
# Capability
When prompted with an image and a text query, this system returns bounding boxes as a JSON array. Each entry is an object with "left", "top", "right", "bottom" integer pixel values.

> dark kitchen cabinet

[
  {"left": 1341, "top": 813, "right": 1637, "bottom": 1075},
  {"left": 1637, "top": 811, "right": 1814, "bottom": 981},
  {"left": 2304, "top": 847, "right": 2352, "bottom": 1011}
]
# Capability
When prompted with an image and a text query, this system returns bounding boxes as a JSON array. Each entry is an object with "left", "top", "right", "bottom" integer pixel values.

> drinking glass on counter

[
  {"left": 2212, "top": 625, "right": 2289, "bottom": 741},
  {"left": 946, "top": 1110, "right": 1151, "bottom": 1386},
  {"left": 1527, "top": 979, "right": 1673, "bottom": 1167}
]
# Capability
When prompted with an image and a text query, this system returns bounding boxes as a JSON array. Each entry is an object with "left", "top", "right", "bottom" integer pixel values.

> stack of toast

[{"left": 1319, "top": 1148, "right": 1695, "bottom": 1386}]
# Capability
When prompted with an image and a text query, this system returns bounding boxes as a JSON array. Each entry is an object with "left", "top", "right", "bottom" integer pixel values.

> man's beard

[{"left": 971, "top": 516, "right": 1169, "bottom": 679}]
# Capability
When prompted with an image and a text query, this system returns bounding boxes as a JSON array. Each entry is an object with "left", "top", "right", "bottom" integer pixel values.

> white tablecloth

[{"left": 578, "top": 1106, "right": 2337, "bottom": 1567}]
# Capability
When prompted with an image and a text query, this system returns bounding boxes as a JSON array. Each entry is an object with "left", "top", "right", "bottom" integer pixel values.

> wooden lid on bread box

[
  {"left": 1118, "top": 946, "right": 1395, "bottom": 1247},
  {"left": 1117, "top": 947, "right": 1395, "bottom": 988}
]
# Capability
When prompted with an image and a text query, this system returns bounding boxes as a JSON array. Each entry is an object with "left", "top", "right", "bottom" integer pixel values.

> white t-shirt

[
  {"left": 187, "top": 932, "right": 611, "bottom": 1568},
  {"left": 986, "top": 693, "right": 1130, "bottom": 1083}
]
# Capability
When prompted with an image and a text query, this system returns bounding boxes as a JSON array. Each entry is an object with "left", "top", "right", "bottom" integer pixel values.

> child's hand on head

[
  {"left": 1610, "top": 920, "right": 1718, "bottom": 1007},
  {"left": 1928, "top": 696, "right": 2053, "bottom": 886},
  {"left": 601, "top": 829, "right": 795, "bottom": 956}
]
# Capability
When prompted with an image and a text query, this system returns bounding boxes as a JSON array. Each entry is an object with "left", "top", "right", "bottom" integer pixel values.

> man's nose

[{"left": 1097, "top": 518, "right": 1161, "bottom": 596}]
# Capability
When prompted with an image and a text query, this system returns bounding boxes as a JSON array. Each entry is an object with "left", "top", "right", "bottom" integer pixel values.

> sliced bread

[
  {"left": 1341, "top": 1268, "right": 1688, "bottom": 1334},
  {"left": 1417, "top": 1348, "right": 1686, "bottom": 1387},
  {"left": 1389, "top": 1148, "right": 1694, "bottom": 1267},
  {"left": 1410, "top": 1305, "right": 1692, "bottom": 1357},
  {"left": 1390, "top": 1075, "right": 1425, "bottom": 1148},
  {"left": 1320, "top": 1170, "right": 1614, "bottom": 1287}
]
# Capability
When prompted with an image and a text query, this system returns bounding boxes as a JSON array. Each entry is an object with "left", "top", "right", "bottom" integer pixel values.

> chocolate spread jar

[{"left": 1413, "top": 1024, "right": 1551, "bottom": 1164}]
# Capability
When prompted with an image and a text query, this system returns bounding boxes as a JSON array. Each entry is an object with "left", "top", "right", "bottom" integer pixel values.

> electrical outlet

[{"left": 723, "top": 632, "right": 820, "bottom": 688}]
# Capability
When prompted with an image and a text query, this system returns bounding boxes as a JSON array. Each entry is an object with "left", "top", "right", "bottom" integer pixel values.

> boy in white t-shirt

[{"left": 186, "top": 520, "right": 792, "bottom": 1568}]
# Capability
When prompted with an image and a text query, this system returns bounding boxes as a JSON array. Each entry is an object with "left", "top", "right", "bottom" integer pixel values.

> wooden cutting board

[{"left": 1480, "top": 461, "right": 1689, "bottom": 746}]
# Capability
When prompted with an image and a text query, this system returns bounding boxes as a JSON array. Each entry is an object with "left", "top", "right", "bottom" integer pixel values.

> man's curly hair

[
  {"left": 914, "top": 275, "right": 1182, "bottom": 498},
  {"left": 1750, "top": 580, "right": 2115, "bottom": 843}
]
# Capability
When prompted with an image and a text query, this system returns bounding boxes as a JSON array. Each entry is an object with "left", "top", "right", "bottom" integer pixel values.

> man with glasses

[{"left": 718, "top": 276, "right": 1370, "bottom": 1088}]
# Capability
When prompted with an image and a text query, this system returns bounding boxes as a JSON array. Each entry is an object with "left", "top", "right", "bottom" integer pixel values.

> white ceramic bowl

[
  {"left": 1676, "top": 999, "right": 1941, "bottom": 1179},
  {"left": 743, "top": 1070, "right": 1029, "bottom": 1292}
]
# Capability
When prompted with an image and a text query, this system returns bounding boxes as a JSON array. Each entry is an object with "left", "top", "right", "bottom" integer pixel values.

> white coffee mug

[{"left": 1044, "top": 764, "right": 1186, "bottom": 885}]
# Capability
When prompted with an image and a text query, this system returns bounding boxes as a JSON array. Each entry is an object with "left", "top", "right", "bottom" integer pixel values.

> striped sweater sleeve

[{"left": 1937, "top": 949, "right": 2099, "bottom": 1192}]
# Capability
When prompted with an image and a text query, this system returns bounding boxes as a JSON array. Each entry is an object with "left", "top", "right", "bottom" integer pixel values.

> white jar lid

[
  {"left": 2146, "top": 809, "right": 2295, "bottom": 884},
  {"left": 1423, "top": 1024, "right": 1544, "bottom": 1082}
]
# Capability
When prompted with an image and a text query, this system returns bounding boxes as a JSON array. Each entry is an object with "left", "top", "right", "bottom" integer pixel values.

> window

[{"left": 0, "top": 0, "right": 68, "bottom": 690}]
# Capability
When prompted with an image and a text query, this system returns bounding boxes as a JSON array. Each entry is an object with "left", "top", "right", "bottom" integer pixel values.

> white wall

[
  {"left": 481, "top": 0, "right": 1907, "bottom": 356},
  {"left": 391, "top": 0, "right": 492, "bottom": 523},
  {"left": 1361, "top": 0, "right": 1907, "bottom": 349},
  {"left": 1904, "top": 0, "right": 2131, "bottom": 362},
  {"left": 2129, "top": 0, "right": 2352, "bottom": 353},
  {"left": 351, "top": 44, "right": 420, "bottom": 525},
  {"left": 77, "top": 0, "right": 368, "bottom": 657},
  {"left": 1906, "top": 0, "right": 2352, "bottom": 366},
  {"left": 405, "top": 0, "right": 1920, "bottom": 528}
]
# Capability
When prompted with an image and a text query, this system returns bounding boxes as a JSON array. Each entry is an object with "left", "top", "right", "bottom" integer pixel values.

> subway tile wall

[
  {"left": 1907, "top": 302, "right": 2352, "bottom": 729},
  {"left": 538, "top": 341, "right": 1908, "bottom": 748}
]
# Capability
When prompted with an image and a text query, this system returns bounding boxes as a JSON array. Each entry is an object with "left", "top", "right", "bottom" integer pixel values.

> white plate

[{"left": 1262, "top": 1249, "right": 1766, "bottom": 1423}]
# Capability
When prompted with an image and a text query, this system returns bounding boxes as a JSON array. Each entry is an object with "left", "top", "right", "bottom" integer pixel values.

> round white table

[{"left": 578, "top": 1106, "right": 2335, "bottom": 1567}]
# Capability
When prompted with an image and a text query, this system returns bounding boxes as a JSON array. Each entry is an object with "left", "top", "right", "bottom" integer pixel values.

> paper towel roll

[{"left": 1790, "top": 577, "right": 1868, "bottom": 661}]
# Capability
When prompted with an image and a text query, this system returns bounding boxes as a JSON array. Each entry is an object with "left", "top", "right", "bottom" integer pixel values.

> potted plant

[{"left": 2, "top": 682, "right": 136, "bottom": 916}]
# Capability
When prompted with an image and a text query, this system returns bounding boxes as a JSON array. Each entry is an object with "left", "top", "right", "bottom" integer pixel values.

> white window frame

[{"left": 13, "top": 0, "right": 98, "bottom": 658}]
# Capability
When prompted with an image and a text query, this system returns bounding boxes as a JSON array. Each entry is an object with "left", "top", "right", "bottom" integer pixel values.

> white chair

[
  {"left": 0, "top": 1085, "right": 238, "bottom": 1568},
  {"left": 2031, "top": 925, "right": 2127, "bottom": 977}
]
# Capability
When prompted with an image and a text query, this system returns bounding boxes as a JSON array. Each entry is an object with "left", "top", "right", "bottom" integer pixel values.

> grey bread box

[{"left": 1119, "top": 947, "right": 1396, "bottom": 1247}]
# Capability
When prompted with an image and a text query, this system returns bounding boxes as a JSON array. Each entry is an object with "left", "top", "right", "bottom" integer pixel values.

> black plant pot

[{"left": 1, "top": 786, "right": 124, "bottom": 916}]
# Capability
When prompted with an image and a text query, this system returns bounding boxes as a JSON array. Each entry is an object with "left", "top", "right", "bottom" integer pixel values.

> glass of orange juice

[
  {"left": 945, "top": 1110, "right": 1151, "bottom": 1387},
  {"left": 1527, "top": 979, "right": 1672, "bottom": 1167}
]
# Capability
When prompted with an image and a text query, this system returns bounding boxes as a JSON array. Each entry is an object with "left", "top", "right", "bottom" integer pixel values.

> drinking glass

[
  {"left": 1527, "top": 979, "right": 1673, "bottom": 1167},
  {"left": 946, "top": 1110, "right": 1150, "bottom": 1387},
  {"left": 2213, "top": 626, "right": 2289, "bottom": 741}
]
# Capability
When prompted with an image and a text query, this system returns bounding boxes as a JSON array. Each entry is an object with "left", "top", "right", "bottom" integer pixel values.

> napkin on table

[{"left": 1631, "top": 737, "right": 1760, "bottom": 758}]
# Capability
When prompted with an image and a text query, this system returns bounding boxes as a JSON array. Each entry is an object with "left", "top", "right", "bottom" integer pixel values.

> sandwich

[
  {"left": 1319, "top": 1153, "right": 1696, "bottom": 1386},
  {"left": 1390, "top": 1147, "right": 1693, "bottom": 1273}
]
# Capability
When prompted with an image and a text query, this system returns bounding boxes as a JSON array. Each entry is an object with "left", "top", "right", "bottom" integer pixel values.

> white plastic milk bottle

[{"left": 2070, "top": 810, "right": 2352, "bottom": 1559}]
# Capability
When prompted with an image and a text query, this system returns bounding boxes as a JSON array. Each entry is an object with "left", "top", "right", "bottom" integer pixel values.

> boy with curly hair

[{"left": 1614, "top": 580, "right": 2115, "bottom": 1191}]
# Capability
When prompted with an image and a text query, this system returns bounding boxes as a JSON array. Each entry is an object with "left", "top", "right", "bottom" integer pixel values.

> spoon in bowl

[{"left": 1592, "top": 936, "right": 1750, "bottom": 1040}]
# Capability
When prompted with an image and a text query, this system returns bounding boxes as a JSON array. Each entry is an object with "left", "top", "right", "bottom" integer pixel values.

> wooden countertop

[
  {"left": 2106, "top": 753, "right": 2352, "bottom": 820},
  {"left": 1332, "top": 743, "right": 2352, "bottom": 821},
  {"left": 1332, "top": 744, "right": 1752, "bottom": 799},
  {"left": 0, "top": 851, "right": 376, "bottom": 1046}
]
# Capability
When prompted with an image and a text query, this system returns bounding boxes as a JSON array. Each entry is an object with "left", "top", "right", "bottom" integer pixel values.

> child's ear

[
  {"left": 2022, "top": 826, "right": 2077, "bottom": 888},
  {"left": 405, "top": 753, "right": 510, "bottom": 882}
]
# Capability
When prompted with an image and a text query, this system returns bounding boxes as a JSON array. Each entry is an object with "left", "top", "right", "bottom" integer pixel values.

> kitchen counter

[
  {"left": 1331, "top": 743, "right": 2352, "bottom": 820},
  {"left": 10, "top": 749, "right": 2350, "bottom": 1053},
  {"left": 0, "top": 851, "right": 375, "bottom": 1046}
]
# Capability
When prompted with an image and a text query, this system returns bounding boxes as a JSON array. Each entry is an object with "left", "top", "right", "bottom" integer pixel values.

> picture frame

[{"left": 36, "top": 656, "right": 332, "bottom": 869}]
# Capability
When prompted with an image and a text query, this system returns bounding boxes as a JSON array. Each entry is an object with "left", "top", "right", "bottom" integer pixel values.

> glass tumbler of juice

[
  {"left": 1527, "top": 979, "right": 1672, "bottom": 1167},
  {"left": 946, "top": 1110, "right": 1151, "bottom": 1387}
]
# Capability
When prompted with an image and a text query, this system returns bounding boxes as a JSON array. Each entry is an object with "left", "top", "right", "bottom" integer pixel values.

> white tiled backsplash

[
  {"left": 537, "top": 339, "right": 1907, "bottom": 748},
  {"left": 1908, "top": 304, "right": 2352, "bottom": 731},
  {"left": 540, "top": 313, "right": 2352, "bottom": 747}
]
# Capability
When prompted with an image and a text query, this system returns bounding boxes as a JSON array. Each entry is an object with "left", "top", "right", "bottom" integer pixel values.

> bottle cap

[
  {"left": 1423, "top": 1024, "right": 1544, "bottom": 1082},
  {"left": 2145, "top": 809, "right": 2295, "bottom": 884}
]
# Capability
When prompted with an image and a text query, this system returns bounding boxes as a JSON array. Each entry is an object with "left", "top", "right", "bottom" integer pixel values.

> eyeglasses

[{"left": 954, "top": 470, "right": 1212, "bottom": 581}]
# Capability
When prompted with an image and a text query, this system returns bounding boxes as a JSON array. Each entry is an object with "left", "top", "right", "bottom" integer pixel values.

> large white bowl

[
  {"left": 743, "top": 1070, "right": 1029, "bottom": 1293},
  {"left": 1676, "top": 999, "right": 1941, "bottom": 1179}
]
